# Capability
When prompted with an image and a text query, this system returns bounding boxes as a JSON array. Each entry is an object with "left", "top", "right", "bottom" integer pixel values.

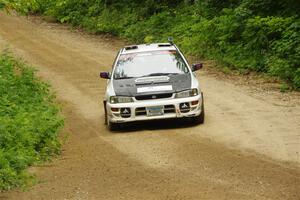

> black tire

[
  {"left": 193, "top": 94, "right": 205, "bottom": 124},
  {"left": 103, "top": 101, "right": 108, "bottom": 125},
  {"left": 107, "top": 120, "right": 119, "bottom": 131}
]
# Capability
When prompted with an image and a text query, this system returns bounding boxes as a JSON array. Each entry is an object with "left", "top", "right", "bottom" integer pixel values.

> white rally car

[{"left": 100, "top": 42, "right": 204, "bottom": 130}]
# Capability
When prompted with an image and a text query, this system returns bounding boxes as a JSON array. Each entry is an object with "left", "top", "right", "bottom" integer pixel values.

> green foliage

[
  {"left": 8, "top": 0, "right": 41, "bottom": 14},
  {"left": 0, "top": 52, "right": 64, "bottom": 190},
  {"left": 7, "top": 0, "right": 300, "bottom": 89},
  {"left": 280, "top": 83, "right": 290, "bottom": 92},
  {"left": 0, "top": 1, "right": 6, "bottom": 9}
]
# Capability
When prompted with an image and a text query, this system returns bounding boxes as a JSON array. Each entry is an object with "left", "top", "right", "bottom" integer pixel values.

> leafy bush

[
  {"left": 0, "top": 52, "right": 64, "bottom": 190},
  {"left": 7, "top": 0, "right": 300, "bottom": 88}
]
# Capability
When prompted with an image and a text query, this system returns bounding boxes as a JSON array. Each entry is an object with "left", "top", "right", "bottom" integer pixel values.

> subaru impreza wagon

[{"left": 100, "top": 42, "right": 204, "bottom": 130}]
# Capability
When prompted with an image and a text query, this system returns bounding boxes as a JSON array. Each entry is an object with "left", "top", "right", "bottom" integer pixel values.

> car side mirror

[
  {"left": 192, "top": 63, "right": 203, "bottom": 72},
  {"left": 100, "top": 72, "right": 110, "bottom": 79}
]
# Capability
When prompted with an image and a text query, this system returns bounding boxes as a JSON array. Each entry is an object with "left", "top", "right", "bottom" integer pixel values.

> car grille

[
  {"left": 135, "top": 105, "right": 176, "bottom": 116},
  {"left": 135, "top": 93, "right": 173, "bottom": 101}
]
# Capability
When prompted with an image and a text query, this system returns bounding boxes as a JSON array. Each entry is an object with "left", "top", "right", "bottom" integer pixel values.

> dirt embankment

[{"left": 0, "top": 12, "right": 299, "bottom": 200}]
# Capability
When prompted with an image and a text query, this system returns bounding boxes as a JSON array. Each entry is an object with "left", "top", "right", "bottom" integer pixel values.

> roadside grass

[{"left": 0, "top": 51, "right": 64, "bottom": 190}]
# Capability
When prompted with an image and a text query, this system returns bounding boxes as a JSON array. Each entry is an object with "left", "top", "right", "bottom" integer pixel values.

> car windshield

[{"left": 113, "top": 50, "right": 189, "bottom": 79}]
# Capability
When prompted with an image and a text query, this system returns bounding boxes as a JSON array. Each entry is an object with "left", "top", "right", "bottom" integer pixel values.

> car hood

[{"left": 112, "top": 74, "right": 191, "bottom": 96}]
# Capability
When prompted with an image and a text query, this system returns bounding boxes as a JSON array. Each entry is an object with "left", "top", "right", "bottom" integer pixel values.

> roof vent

[
  {"left": 158, "top": 44, "right": 172, "bottom": 47},
  {"left": 125, "top": 45, "right": 138, "bottom": 50}
]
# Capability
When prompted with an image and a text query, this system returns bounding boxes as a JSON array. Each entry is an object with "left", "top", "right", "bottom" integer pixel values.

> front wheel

[
  {"left": 103, "top": 101, "right": 108, "bottom": 125},
  {"left": 107, "top": 119, "right": 119, "bottom": 131}
]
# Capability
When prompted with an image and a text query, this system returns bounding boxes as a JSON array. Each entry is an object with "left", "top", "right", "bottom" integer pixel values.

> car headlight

[
  {"left": 110, "top": 96, "right": 133, "bottom": 104},
  {"left": 175, "top": 89, "right": 198, "bottom": 98}
]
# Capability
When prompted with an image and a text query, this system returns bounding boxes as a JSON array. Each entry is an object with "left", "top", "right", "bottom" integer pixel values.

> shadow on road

[{"left": 111, "top": 118, "right": 200, "bottom": 133}]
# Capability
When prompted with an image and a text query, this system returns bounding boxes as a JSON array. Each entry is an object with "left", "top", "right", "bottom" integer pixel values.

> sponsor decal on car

[{"left": 137, "top": 85, "right": 173, "bottom": 93}]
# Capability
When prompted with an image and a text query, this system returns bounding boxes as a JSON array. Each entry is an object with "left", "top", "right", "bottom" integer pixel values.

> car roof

[{"left": 120, "top": 43, "right": 177, "bottom": 54}]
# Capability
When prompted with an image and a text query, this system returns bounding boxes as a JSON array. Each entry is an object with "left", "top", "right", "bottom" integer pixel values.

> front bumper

[{"left": 106, "top": 93, "right": 203, "bottom": 123}]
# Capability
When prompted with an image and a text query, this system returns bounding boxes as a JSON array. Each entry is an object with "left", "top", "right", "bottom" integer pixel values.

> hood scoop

[{"left": 135, "top": 76, "right": 170, "bottom": 85}]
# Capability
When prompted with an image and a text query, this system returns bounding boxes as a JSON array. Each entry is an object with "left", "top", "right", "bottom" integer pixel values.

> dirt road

[{"left": 0, "top": 12, "right": 299, "bottom": 200}]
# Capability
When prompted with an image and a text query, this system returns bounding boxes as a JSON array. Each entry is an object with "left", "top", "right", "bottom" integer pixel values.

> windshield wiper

[
  {"left": 142, "top": 73, "right": 179, "bottom": 77},
  {"left": 114, "top": 76, "right": 135, "bottom": 80}
]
